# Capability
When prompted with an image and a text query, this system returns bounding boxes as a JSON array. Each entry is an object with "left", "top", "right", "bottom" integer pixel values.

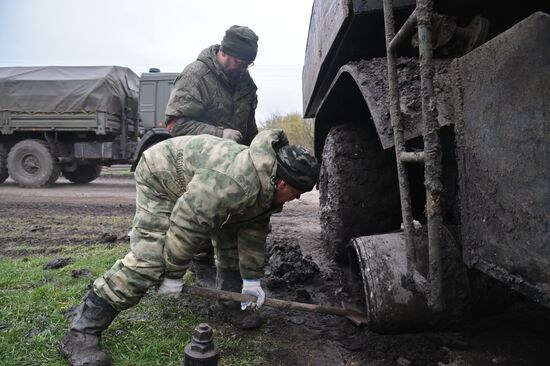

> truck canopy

[{"left": 0, "top": 66, "right": 139, "bottom": 116}]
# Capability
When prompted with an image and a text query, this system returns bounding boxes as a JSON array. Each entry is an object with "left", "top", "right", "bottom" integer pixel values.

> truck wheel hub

[{"left": 22, "top": 154, "right": 40, "bottom": 174}]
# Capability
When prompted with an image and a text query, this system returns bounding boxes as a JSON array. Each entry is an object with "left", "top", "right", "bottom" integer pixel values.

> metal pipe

[
  {"left": 417, "top": 0, "right": 444, "bottom": 312},
  {"left": 389, "top": 10, "right": 418, "bottom": 52},
  {"left": 383, "top": 0, "right": 417, "bottom": 282},
  {"left": 400, "top": 151, "right": 425, "bottom": 163}
]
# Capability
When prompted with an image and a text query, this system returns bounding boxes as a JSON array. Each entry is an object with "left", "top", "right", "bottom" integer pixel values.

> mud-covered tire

[
  {"left": 0, "top": 144, "right": 9, "bottom": 184},
  {"left": 319, "top": 123, "right": 401, "bottom": 262},
  {"left": 7, "top": 139, "right": 60, "bottom": 188},
  {"left": 62, "top": 164, "right": 102, "bottom": 184}
]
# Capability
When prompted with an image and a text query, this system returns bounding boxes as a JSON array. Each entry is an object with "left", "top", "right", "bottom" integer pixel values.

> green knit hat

[
  {"left": 220, "top": 25, "right": 259, "bottom": 63},
  {"left": 276, "top": 145, "right": 319, "bottom": 192}
]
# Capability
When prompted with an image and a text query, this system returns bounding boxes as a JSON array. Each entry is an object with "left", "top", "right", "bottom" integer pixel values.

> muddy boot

[
  {"left": 59, "top": 290, "right": 119, "bottom": 366},
  {"left": 212, "top": 268, "right": 264, "bottom": 330}
]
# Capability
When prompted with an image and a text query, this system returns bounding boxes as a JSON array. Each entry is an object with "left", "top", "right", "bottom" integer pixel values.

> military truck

[
  {"left": 0, "top": 66, "right": 175, "bottom": 187},
  {"left": 303, "top": 0, "right": 549, "bottom": 331}
]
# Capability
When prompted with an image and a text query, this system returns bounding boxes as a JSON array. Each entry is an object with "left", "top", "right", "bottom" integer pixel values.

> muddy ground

[{"left": 1, "top": 176, "right": 550, "bottom": 365}]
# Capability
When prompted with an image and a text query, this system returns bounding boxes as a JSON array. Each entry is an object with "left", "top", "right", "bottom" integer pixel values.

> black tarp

[{"left": 0, "top": 66, "right": 139, "bottom": 116}]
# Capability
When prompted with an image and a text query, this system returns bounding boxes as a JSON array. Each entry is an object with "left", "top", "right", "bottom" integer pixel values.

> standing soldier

[
  {"left": 59, "top": 129, "right": 319, "bottom": 366},
  {"left": 165, "top": 25, "right": 260, "bottom": 145},
  {"left": 165, "top": 25, "right": 260, "bottom": 262}
]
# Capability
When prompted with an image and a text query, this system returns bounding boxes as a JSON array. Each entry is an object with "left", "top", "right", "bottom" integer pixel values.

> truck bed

[{"left": 0, "top": 66, "right": 139, "bottom": 135}]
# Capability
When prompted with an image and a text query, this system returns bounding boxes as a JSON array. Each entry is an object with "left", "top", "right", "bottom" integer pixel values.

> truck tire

[
  {"left": 7, "top": 139, "right": 60, "bottom": 188},
  {"left": 62, "top": 164, "right": 102, "bottom": 184},
  {"left": 0, "top": 144, "right": 8, "bottom": 184},
  {"left": 319, "top": 123, "right": 401, "bottom": 263}
]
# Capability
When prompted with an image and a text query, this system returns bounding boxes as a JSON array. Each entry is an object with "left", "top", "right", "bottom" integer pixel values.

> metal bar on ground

[{"left": 182, "top": 285, "right": 368, "bottom": 325}]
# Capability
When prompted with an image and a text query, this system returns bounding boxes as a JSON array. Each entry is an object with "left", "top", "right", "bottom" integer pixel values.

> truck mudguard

[{"left": 130, "top": 127, "right": 172, "bottom": 171}]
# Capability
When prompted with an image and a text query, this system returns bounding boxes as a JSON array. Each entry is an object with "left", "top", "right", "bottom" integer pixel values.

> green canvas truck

[{"left": 0, "top": 66, "right": 176, "bottom": 187}]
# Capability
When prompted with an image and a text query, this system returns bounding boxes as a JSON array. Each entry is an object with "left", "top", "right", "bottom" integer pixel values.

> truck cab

[
  {"left": 138, "top": 68, "right": 178, "bottom": 131},
  {"left": 130, "top": 68, "right": 179, "bottom": 172}
]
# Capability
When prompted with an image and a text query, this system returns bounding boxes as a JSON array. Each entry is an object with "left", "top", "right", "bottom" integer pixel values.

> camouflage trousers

[{"left": 93, "top": 157, "right": 241, "bottom": 311}]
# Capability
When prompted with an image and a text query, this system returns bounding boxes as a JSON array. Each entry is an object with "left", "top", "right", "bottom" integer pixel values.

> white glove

[
  {"left": 222, "top": 128, "right": 243, "bottom": 142},
  {"left": 241, "top": 279, "right": 265, "bottom": 310},
  {"left": 157, "top": 278, "right": 183, "bottom": 297}
]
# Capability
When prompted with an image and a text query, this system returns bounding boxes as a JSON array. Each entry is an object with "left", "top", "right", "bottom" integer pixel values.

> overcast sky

[{"left": 0, "top": 0, "right": 314, "bottom": 123}]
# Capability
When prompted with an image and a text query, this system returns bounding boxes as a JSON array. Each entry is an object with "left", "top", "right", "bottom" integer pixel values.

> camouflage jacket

[
  {"left": 139, "top": 129, "right": 288, "bottom": 279},
  {"left": 165, "top": 45, "right": 259, "bottom": 145}
]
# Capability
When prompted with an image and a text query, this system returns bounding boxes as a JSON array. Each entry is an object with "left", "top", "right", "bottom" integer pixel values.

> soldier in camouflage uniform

[
  {"left": 165, "top": 25, "right": 259, "bottom": 145},
  {"left": 59, "top": 129, "right": 319, "bottom": 366}
]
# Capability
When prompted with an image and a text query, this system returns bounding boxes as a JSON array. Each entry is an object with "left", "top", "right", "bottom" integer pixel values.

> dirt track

[
  {"left": 1, "top": 177, "right": 550, "bottom": 365},
  {"left": 0, "top": 176, "right": 135, "bottom": 205}
]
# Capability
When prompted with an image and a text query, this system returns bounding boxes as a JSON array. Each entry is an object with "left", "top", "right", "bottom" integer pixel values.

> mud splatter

[
  {"left": 43, "top": 257, "right": 73, "bottom": 269},
  {"left": 265, "top": 239, "right": 320, "bottom": 289}
]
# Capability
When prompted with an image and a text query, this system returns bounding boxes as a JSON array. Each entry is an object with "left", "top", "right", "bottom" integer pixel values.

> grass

[{"left": 0, "top": 216, "right": 277, "bottom": 365}]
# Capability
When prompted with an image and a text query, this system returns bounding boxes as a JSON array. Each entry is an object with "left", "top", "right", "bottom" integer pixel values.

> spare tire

[
  {"left": 62, "top": 164, "right": 102, "bottom": 184},
  {"left": 7, "top": 139, "right": 60, "bottom": 188}
]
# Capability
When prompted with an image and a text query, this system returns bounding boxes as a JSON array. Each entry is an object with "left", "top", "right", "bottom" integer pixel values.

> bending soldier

[{"left": 59, "top": 129, "right": 319, "bottom": 366}]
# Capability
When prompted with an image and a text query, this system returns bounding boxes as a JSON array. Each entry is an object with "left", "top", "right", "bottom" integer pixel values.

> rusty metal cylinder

[
  {"left": 182, "top": 323, "right": 219, "bottom": 366},
  {"left": 351, "top": 233, "right": 432, "bottom": 332}
]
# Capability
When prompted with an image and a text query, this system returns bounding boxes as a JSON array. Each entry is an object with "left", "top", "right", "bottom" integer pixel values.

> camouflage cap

[
  {"left": 276, "top": 145, "right": 319, "bottom": 192},
  {"left": 220, "top": 25, "right": 259, "bottom": 63}
]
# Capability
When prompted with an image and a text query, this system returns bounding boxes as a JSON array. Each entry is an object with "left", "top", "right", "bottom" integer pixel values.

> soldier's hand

[
  {"left": 241, "top": 279, "right": 265, "bottom": 310},
  {"left": 222, "top": 128, "right": 243, "bottom": 143},
  {"left": 157, "top": 277, "right": 183, "bottom": 297}
]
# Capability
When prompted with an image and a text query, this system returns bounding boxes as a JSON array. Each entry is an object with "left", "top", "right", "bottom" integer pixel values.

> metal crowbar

[{"left": 182, "top": 284, "right": 368, "bottom": 325}]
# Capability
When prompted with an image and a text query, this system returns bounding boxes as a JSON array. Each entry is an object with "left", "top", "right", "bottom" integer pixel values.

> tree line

[{"left": 259, "top": 112, "right": 314, "bottom": 151}]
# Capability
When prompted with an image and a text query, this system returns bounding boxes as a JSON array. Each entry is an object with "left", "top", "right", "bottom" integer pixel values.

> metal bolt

[
  {"left": 192, "top": 323, "right": 213, "bottom": 344},
  {"left": 183, "top": 323, "right": 219, "bottom": 366}
]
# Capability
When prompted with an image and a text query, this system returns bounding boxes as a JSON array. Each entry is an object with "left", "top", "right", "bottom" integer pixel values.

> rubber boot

[
  {"left": 59, "top": 289, "right": 119, "bottom": 366},
  {"left": 212, "top": 268, "right": 264, "bottom": 330}
]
